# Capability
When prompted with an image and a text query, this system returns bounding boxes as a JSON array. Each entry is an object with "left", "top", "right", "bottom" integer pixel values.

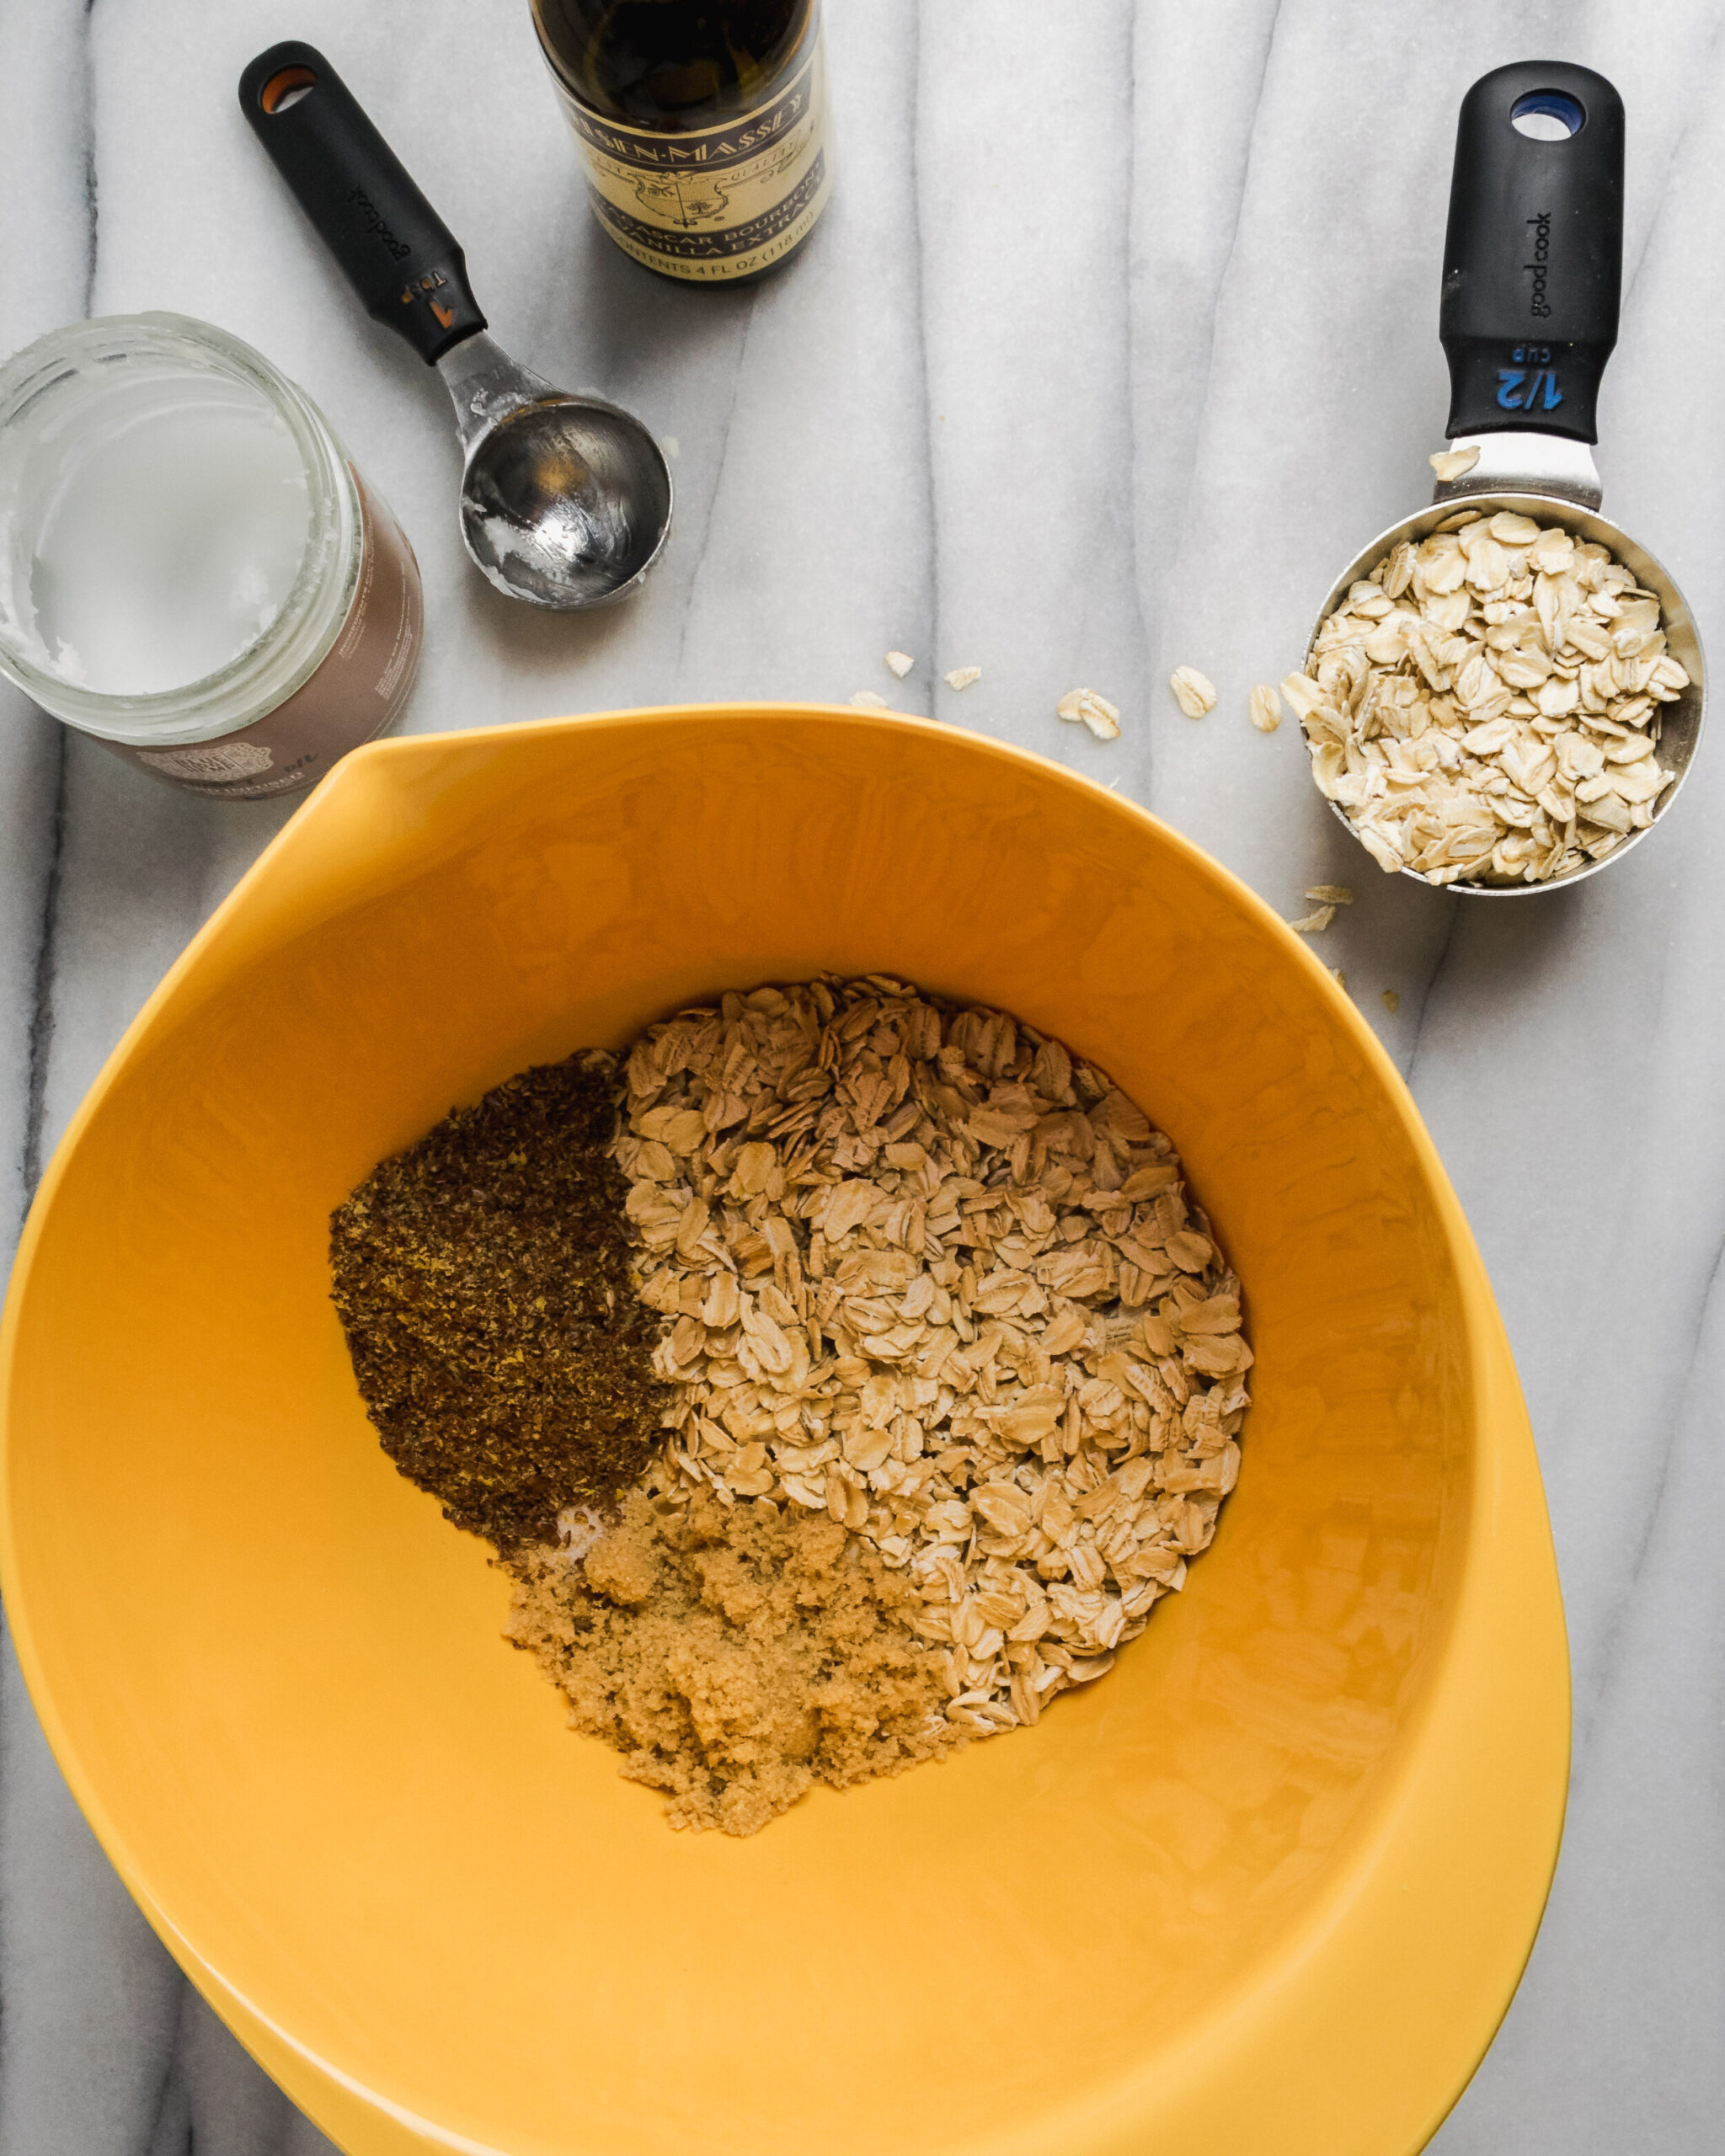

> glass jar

[{"left": 0, "top": 313, "right": 423, "bottom": 799}]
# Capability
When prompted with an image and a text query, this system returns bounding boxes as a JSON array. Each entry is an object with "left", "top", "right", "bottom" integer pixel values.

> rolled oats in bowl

[{"left": 1294, "top": 510, "right": 1690, "bottom": 887}]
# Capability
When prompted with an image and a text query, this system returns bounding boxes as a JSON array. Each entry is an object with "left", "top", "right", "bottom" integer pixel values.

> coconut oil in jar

[{"left": 0, "top": 313, "right": 422, "bottom": 798}]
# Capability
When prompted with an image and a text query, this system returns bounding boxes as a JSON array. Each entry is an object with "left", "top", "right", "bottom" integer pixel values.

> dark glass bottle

[{"left": 531, "top": 1, "right": 830, "bottom": 283}]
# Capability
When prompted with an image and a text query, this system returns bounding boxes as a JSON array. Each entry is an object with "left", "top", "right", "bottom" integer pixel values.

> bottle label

[
  {"left": 113, "top": 472, "right": 423, "bottom": 801},
  {"left": 553, "top": 35, "right": 830, "bottom": 281}
]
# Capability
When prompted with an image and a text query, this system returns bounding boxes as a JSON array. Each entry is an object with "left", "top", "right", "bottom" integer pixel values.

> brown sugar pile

[
  {"left": 329, "top": 1052, "right": 667, "bottom": 1549},
  {"left": 505, "top": 1488, "right": 961, "bottom": 1834}
]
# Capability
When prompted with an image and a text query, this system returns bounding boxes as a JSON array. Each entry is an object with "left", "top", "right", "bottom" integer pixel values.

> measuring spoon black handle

[
  {"left": 1439, "top": 60, "right": 1624, "bottom": 446},
  {"left": 239, "top": 40, "right": 486, "bottom": 366}
]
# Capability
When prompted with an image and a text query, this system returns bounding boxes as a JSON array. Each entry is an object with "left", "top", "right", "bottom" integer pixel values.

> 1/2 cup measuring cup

[{"left": 1304, "top": 61, "right": 1706, "bottom": 894}]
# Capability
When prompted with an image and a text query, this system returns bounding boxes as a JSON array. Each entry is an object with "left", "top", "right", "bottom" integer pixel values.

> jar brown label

[
  {"left": 555, "top": 37, "right": 830, "bottom": 281},
  {"left": 114, "top": 472, "right": 423, "bottom": 801}
]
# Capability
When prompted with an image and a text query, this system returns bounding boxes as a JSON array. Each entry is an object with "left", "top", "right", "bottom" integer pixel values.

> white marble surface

[{"left": 1, "top": 2, "right": 1722, "bottom": 2148}]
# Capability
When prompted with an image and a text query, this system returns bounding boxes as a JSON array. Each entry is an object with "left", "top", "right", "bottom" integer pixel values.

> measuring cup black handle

[
  {"left": 239, "top": 41, "right": 487, "bottom": 366},
  {"left": 1439, "top": 60, "right": 1624, "bottom": 446}
]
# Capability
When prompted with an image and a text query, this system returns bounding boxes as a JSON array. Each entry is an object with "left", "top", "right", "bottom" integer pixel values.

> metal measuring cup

[
  {"left": 240, "top": 43, "right": 672, "bottom": 611},
  {"left": 1307, "top": 61, "right": 1705, "bottom": 895}
]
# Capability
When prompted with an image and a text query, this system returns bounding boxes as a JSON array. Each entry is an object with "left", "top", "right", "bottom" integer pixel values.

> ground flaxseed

[{"left": 329, "top": 1051, "right": 666, "bottom": 1550}]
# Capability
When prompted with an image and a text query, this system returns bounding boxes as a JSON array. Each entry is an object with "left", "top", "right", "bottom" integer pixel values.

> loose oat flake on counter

[
  {"left": 1169, "top": 666, "right": 1217, "bottom": 719},
  {"left": 1056, "top": 687, "right": 1121, "bottom": 739},
  {"left": 1295, "top": 513, "right": 1689, "bottom": 886}
]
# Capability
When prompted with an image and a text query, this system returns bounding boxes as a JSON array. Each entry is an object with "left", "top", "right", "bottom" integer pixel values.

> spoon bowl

[{"left": 457, "top": 393, "right": 671, "bottom": 611}]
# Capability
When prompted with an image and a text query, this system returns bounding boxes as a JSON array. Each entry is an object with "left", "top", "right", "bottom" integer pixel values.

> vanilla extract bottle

[{"left": 531, "top": 0, "right": 830, "bottom": 283}]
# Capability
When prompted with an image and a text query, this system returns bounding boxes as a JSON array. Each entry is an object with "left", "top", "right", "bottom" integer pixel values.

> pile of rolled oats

[
  {"left": 614, "top": 976, "right": 1250, "bottom": 1737},
  {"left": 1293, "top": 511, "right": 1689, "bottom": 885}
]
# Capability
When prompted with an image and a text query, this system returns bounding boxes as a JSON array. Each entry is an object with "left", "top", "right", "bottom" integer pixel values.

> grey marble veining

[{"left": 1, "top": 2, "right": 1722, "bottom": 2149}]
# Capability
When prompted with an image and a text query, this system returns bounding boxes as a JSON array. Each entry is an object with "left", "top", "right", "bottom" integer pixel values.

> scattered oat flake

[
  {"left": 885, "top": 650, "right": 914, "bottom": 679},
  {"left": 944, "top": 665, "right": 982, "bottom": 691},
  {"left": 1330, "top": 968, "right": 1347, "bottom": 990},
  {"left": 1288, "top": 905, "right": 1336, "bottom": 934},
  {"left": 1381, "top": 990, "right": 1400, "bottom": 1015},
  {"left": 1304, "top": 885, "right": 1354, "bottom": 905},
  {"left": 850, "top": 691, "right": 890, "bottom": 709},
  {"left": 1170, "top": 666, "right": 1217, "bottom": 718},
  {"left": 1249, "top": 684, "right": 1282, "bottom": 733},
  {"left": 1429, "top": 445, "right": 1481, "bottom": 482},
  {"left": 1057, "top": 688, "right": 1121, "bottom": 739}
]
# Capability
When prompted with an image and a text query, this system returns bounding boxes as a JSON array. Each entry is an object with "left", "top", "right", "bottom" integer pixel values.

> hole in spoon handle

[
  {"left": 1439, "top": 60, "right": 1624, "bottom": 447},
  {"left": 238, "top": 40, "right": 488, "bottom": 366}
]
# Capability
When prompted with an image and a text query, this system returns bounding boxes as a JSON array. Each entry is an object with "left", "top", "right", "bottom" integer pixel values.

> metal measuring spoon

[
  {"left": 241, "top": 42, "right": 672, "bottom": 610},
  {"left": 1307, "top": 61, "right": 1704, "bottom": 895}
]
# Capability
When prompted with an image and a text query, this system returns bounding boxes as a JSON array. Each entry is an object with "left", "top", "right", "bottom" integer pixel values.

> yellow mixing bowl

[{"left": 0, "top": 706, "right": 1567, "bottom": 2156}]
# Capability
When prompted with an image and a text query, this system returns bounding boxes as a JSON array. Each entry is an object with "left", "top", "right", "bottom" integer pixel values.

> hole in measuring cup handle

[
  {"left": 260, "top": 66, "right": 317, "bottom": 115},
  {"left": 1511, "top": 89, "right": 1585, "bottom": 141}
]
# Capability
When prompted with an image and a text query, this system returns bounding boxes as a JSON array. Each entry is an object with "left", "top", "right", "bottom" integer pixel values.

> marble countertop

[{"left": 3, "top": 3, "right": 1721, "bottom": 2149}]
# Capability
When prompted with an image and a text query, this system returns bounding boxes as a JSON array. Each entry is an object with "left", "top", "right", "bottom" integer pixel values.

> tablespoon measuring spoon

[
  {"left": 1306, "top": 61, "right": 1705, "bottom": 894},
  {"left": 240, "top": 42, "right": 672, "bottom": 610}
]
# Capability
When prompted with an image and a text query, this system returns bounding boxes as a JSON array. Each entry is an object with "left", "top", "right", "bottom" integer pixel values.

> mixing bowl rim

[
  {"left": 350, "top": 696, "right": 1389, "bottom": 1034},
  {"left": 0, "top": 702, "right": 1568, "bottom": 2156}
]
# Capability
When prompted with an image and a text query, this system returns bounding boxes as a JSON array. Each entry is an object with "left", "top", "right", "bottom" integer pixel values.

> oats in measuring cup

[{"left": 1295, "top": 512, "right": 1690, "bottom": 886}]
